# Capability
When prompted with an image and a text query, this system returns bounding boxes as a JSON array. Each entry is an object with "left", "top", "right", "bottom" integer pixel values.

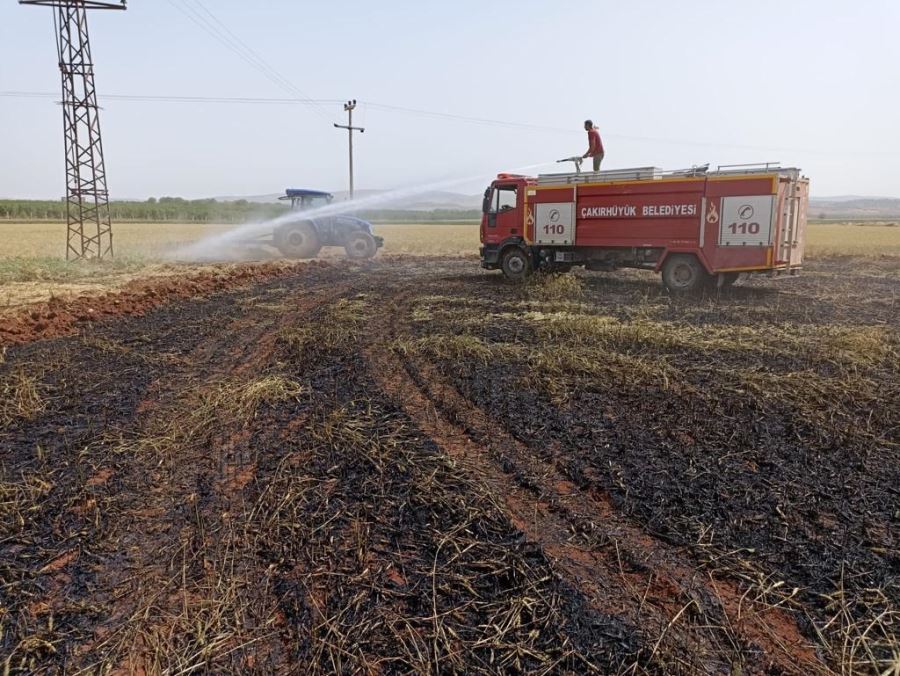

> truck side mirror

[{"left": 482, "top": 188, "right": 492, "bottom": 215}]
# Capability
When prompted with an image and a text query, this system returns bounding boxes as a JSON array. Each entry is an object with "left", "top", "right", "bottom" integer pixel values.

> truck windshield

[{"left": 490, "top": 185, "right": 517, "bottom": 213}]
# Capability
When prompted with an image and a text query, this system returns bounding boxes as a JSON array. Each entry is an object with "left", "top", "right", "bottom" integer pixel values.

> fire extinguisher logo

[
  {"left": 549, "top": 209, "right": 561, "bottom": 223},
  {"left": 707, "top": 202, "right": 719, "bottom": 225}
]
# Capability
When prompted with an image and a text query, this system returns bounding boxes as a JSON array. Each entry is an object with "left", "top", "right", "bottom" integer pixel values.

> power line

[
  {"left": 357, "top": 102, "right": 900, "bottom": 157},
  {"left": 0, "top": 90, "right": 578, "bottom": 135},
  {"left": 166, "top": 1, "right": 290, "bottom": 96},
  {"left": 0, "top": 91, "right": 570, "bottom": 132},
  {"left": 18, "top": 3, "right": 891, "bottom": 160},
  {"left": 4, "top": 90, "right": 897, "bottom": 158},
  {"left": 166, "top": 0, "right": 333, "bottom": 121},
  {"left": 362, "top": 102, "right": 573, "bottom": 135},
  {"left": 189, "top": 0, "right": 300, "bottom": 95},
  {"left": 0, "top": 91, "right": 343, "bottom": 105}
]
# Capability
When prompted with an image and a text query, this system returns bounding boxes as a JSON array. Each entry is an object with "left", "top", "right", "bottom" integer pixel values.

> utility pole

[
  {"left": 21, "top": 0, "right": 126, "bottom": 261},
  {"left": 333, "top": 100, "right": 364, "bottom": 200}
]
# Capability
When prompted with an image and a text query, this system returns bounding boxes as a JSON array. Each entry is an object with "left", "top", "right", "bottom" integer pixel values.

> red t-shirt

[{"left": 587, "top": 128, "right": 604, "bottom": 156}]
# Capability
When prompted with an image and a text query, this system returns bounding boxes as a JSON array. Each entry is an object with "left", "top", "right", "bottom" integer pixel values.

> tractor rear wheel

[
  {"left": 344, "top": 231, "right": 378, "bottom": 259},
  {"left": 501, "top": 247, "right": 532, "bottom": 282},
  {"left": 661, "top": 254, "right": 709, "bottom": 293},
  {"left": 275, "top": 222, "right": 321, "bottom": 259}
]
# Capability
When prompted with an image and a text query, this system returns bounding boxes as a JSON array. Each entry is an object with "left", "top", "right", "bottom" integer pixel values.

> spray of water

[{"left": 172, "top": 160, "right": 554, "bottom": 261}]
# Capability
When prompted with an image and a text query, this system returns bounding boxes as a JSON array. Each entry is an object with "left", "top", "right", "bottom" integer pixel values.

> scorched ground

[{"left": 1, "top": 257, "right": 897, "bottom": 674}]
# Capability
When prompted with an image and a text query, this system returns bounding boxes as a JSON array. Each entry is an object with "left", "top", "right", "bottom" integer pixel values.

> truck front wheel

[
  {"left": 275, "top": 222, "right": 321, "bottom": 259},
  {"left": 661, "top": 254, "right": 709, "bottom": 293},
  {"left": 501, "top": 247, "right": 532, "bottom": 282}
]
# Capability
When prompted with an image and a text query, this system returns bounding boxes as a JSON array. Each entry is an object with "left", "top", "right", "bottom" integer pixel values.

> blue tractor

[{"left": 274, "top": 189, "right": 383, "bottom": 259}]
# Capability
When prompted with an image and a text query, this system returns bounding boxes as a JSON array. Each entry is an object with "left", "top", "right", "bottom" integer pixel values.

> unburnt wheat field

[{"left": 0, "top": 245, "right": 898, "bottom": 673}]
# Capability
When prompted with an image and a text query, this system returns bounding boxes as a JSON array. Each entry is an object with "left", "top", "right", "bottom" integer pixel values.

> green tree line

[
  {"left": 0, "top": 199, "right": 481, "bottom": 224},
  {"left": 0, "top": 198, "right": 286, "bottom": 223}
]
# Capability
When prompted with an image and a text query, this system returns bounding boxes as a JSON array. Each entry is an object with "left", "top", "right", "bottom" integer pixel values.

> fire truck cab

[{"left": 480, "top": 164, "right": 808, "bottom": 292}]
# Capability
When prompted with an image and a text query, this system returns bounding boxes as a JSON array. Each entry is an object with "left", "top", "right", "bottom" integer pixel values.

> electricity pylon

[{"left": 20, "top": 0, "right": 127, "bottom": 260}]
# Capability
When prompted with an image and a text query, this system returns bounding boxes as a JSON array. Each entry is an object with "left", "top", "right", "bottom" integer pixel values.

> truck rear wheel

[
  {"left": 344, "top": 231, "right": 378, "bottom": 259},
  {"left": 501, "top": 247, "right": 532, "bottom": 282},
  {"left": 275, "top": 222, "right": 321, "bottom": 259},
  {"left": 662, "top": 254, "right": 709, "bottom": 293}
]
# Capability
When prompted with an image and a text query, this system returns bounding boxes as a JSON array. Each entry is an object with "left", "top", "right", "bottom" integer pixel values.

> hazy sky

[{"left": 1, "top": 0, "right": 898, "bottom": 199}]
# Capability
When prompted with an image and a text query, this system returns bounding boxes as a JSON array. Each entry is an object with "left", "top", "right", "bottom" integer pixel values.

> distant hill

[
  {"left": 332, "top": 190, "right": 483, "bottom": 211},
  {"left": 809, "top": 197, "right": 900, "bottom": 219}
]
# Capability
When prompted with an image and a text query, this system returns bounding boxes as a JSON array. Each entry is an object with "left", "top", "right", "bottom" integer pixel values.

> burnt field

[{"left": 1, "top": 257, "right": 898, "bottom": 674}]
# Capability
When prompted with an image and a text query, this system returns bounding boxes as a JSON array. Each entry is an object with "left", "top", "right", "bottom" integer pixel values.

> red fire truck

[{"left": 479, "top": 163, "right": 809, "bottom": 291}]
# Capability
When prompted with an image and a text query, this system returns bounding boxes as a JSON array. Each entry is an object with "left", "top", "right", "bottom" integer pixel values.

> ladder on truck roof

[
  {"left": 715, "top": 163, "right": 801, "bottom": 179},
  {"left": 537, "top": 166, "right": 664, "bottom": 185},
  {"left": 536, "top": 163, "right": 799, "bottom": 185}
]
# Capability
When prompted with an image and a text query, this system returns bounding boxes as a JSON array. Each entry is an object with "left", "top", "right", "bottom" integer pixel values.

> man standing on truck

[{"left": 583, "top": 120, "right": 604, "bottom": 171}]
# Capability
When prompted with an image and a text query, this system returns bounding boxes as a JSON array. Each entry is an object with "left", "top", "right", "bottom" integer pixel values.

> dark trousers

[{"left": 592, "top": 153, "right": 604, "bottom": 172}]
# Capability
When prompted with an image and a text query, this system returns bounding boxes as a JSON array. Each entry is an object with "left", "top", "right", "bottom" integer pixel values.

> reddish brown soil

[{"left": 0, "top": 261, "right": 329, "bottom": 346}]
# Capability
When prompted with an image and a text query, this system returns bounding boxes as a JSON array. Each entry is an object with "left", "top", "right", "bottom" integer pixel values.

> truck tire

[
  {"left": 501, "top": 247, "right": 532, "bottom": 282},
  {"left": 275, "top": 222, "right": 321, "bottom": 259},
  {"left": 720, "top": 272, "right": 740, "bottom": 288},
  {"left": 344, "top": 231, "right": 378, "bottom": 259},
  {"left": 662, "top": 254, "right": 709, "bottom": 293}
]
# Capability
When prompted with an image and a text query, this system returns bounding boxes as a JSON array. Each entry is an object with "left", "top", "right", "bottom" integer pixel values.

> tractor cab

[{"left": 280, "top": 188, "right": 334, "bottom": 211}]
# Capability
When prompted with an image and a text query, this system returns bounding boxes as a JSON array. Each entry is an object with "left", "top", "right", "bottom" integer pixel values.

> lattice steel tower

[{"left": 20, "top": 0, "right": 126, "bottom": 260}]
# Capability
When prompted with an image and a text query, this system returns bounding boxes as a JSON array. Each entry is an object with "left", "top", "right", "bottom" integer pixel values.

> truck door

[{"left": 484, "top": 183, "right": 522, "bottom": 243}]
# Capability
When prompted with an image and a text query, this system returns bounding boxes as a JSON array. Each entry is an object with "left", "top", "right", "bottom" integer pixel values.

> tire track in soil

[
  {"left": 363, "top": 282, "right": 827, "bottom": 675},
  {"left": 0, "top": 266, "right": 350, "bottom": 672},
  {"left": 85, "top": 277, "right": 355, "bottom": 672},
  {"left": 1, "top": 289, "right": 282, "bottom": 673},
  {"left": 258, "top": 292, "right": 646, "bottom": 674}
]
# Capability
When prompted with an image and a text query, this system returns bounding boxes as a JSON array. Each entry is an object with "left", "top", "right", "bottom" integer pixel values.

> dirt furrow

[
  {"left": 1, "top": 268, "right": 348, "bottom": 673},
  {"left": 78, "top": 280, "right": 354, "bottom": 671},
  {"left": 366, "top": 338, "right": 825, "bottom": 674}
]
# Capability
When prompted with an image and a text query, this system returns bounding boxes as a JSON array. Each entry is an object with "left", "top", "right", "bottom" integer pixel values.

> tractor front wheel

[
  {"left": 275, "top": 222, "right": 321, "bottom": 259},
  {"left": 344, "top": 231, "right": 378, "bottom": 259}
]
